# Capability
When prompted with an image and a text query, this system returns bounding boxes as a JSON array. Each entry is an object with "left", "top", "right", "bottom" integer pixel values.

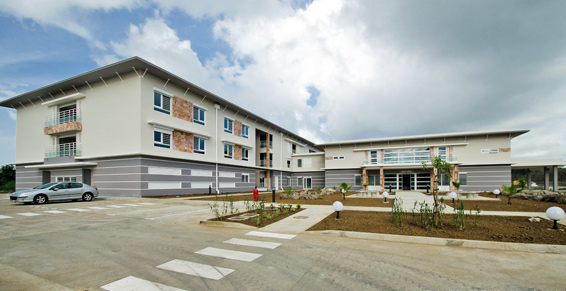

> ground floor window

[
  {"left": 286, "top": 176, "right": 291, "bottom": 186},
  {"left": 354, "top": 174, "right": 362, "bottom": 186},
  {"left": 297, "top": 177, "right": 303, "bottom": 187},
  {"left": 56, "top": 176, "right": 77, "bottom": 182},
  {"left": 303, "top": 177, "right": 312, "bottom": 189},
  {"left": 242, "top": 174, "right": 249, "bottom": 183},
  {"left": 459, "top": 173, "right": 468, "bottom": 186},
  {"left": 439, "top": 174, "right": 451, "bottom": 186},
  {"left": 368, "top": 174, "right": 380, "bottom": 186}
]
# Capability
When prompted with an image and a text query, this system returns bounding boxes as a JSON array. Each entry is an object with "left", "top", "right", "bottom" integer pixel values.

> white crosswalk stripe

[
  {"left": 121, "top": 204, "right": 142, "bottom": 207},
  {"left": 0, "top": 215, "right": 12, "bottom": 219},
  {"left": 101, "top": 276, "right": 187, "bottom": 291},
  {"left": 245, "top": 231, "right": 296, "bottom": 240},
  {"left": 44, "top": 210, "right": 66, "bottom": 214},
  {"left": 67, "top": 208, "right": 89, "bottom": 212},
  {"left": 87, "top": 207, "right": 109, "bottom": 210},
  {"left": 224, "top": 238, "right": 282, "bottom": 249},
  {"left": 195, "top": 247, "right": 262, "bottom": 262},
  {"left": 106, "top": 205, "right": 126, "bottom": 208},
  {"left": 157, "top": 259, "right": 235, "bottom": 280},
  {"left": 136, "top": 203, "right": 156, "bottom": 205},
  {"left": 17, "top": 212, "right": 41, "bottom": 216}
]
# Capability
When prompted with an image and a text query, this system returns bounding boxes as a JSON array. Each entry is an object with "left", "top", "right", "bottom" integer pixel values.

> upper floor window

[
  {"left": 438, "top": 147, "right": 447, "bottom": 161},
  {"left": 154, "top": 128, "right": 172, "bottom": 148},
  {"left": 194, "top": 136, "right": 205, "bottom": 154},
  {"left": 193, "top": 106, "right": 205, "bottom": 125},
  {"left": 242, "top": 148, "right": 249, "bottom": 161},
  {"left": 224, "top": 143, "right": 233, "bottom": 159},
  {"left": 370, "top": 151, "right": 378, "bottom": 164},
  {"left": 242, "top": 124, "right": 249, "bottom": 138},
  {"left": 154, "top": 91, "right": 171, "bottom": 114},
  {"left": 224, "top": 118, "right": 233, "bottom": 134},
  {"left": 287, "top": 159, "right": 291, "bottom": 168},
  {"left": 297, "top": 159, "right": 302, "bottom": 168}
]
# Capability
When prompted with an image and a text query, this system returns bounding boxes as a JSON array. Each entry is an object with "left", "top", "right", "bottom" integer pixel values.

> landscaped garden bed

[
  {"left": 308, "top": 211, "right": 566, "bottom": 245},
  {"left": 207, "top": 197, "right": 304, "bottom": 227}
]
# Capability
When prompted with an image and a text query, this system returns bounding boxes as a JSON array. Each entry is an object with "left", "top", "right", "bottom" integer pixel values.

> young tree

[
  {"left": 422, "top": 156, "right": 452, "bottom": 226},
  {"left": 339, "top": 182, "right": 351, "bottom": 200},
  {"left": 501, "top": 184, "right": 518, "bottom": 205}
]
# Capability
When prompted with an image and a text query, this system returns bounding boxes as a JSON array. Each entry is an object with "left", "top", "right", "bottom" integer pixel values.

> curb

[
  {"left": 200, "top": 220, "right": 257, "bottom": 229},
  {"left": 307, "top": 230, "right": 566, "bottom": 254}
]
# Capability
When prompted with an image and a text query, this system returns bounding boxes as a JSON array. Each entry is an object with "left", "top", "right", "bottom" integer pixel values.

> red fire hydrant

[{"left": 253, "top": 187, "right": 259, "bottom": 202}]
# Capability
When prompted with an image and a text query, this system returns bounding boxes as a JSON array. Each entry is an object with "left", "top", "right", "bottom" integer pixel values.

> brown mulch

[
  {"left": 210, "top": 208, "right": 304, "bottom": 228},
  {"left": 195, "top": 192, "right": 394, "bottom": 207},
  {"left": 433, "top": 192, "right": 566, "bottom": 212},
  {"left": 308, "top": 211, "right": 566, "bottom": 245}
]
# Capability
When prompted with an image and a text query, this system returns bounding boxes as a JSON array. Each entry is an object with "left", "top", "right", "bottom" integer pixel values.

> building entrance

[{"left": 402, "top": 174, "right": 411, "bottom": 190}]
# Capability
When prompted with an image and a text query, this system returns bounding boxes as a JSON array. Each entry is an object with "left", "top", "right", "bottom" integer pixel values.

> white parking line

[
  {"left": 157, "top": 259, "right": 235, "bottom": 280},
  {"left": 195, "top": 247, "right": 262, "bottom": 262},
  {"left": 145, "top": 208, "right": 209, "bottom": 220},
  {"left": 106, "top": 205, "right": 126, "bottom": 208},
  {"left": 121, "top": 204, "right": 142, "bottom": 207},
  {"left": 224, "top": 238, "right": 282, "bottom": 249},
  {"left": 101, "top": 276, "right": 186, "bottom": 291},
  {"left": 17, "top": 213, "right": 41, "bottom": 216},
  {"left": 44, "top": 210, "right": 66, "bottom": 214},
  {"left": 0, "top": 215, "right": 12, "bottom": 219},
  {"left": 245, "top": 231, "right": 296, "bottom": 240},
  {"left": 87, "top": 207, "right": 109, "bottom": 210},
  {"left": 136, "top": 203, "right": 156, "bottom": 205},
  {"left": 67, "top": 208, "right": 89, "bottom": 212}
]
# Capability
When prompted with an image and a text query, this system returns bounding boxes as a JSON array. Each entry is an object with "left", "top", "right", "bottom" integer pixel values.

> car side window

[
  {"left": 57, "top": 183, "right": 69, "bottom": 189},
  {"left": 70, "top": 183, "right": 83, "bottom": 189}
]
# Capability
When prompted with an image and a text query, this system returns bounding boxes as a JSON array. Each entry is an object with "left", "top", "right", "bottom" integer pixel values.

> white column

[
  {"left": 527, "top": 169, "right": 532, "bottom": 190},
  {"left": 553, "top": 166, "right": 559, "bottom": 191},
  {"left": 544, "top": 167, "right": 550, "bottom": 190}
]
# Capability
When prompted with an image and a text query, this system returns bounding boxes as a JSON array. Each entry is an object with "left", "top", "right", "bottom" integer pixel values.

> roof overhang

[
  {"left": 25, "top": 162, "right": 98, "bottom": 169},
  {"left": 511, "top": 158, "right": 565, "bottom": 169}
]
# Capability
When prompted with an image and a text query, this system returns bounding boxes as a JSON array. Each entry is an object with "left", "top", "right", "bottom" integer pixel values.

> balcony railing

[
  {"left": 45, "top": 109, "right": 81, "bottom": 127},
  {"left": 259, "top": 160, "right": 273, "bottom": 167},
  {"left": 259, "top": 141, "right": 273, "bottom": 149},
  {"left": 45, "top": 142, "right": 82, "bottom": 158},
  {"left": 363, "top": 156, "right": 458, "bottom": 165}
]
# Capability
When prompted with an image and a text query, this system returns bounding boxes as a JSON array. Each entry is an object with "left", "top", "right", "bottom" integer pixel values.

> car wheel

[
  {"left": 34, "top": 194, "right": 47, "bottom": 204},
  {"left": 82, "top": 193, "right": 93, "bottom": 202}
]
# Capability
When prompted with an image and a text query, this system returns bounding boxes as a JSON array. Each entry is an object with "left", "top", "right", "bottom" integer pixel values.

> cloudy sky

[{"left": 0, "top": 0, "right": 565, "bottom": 166}]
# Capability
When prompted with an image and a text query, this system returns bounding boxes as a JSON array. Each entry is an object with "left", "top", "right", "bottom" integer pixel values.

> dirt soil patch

[
  {"left": 210, "top": 208, "right": 304, "bottom": 228},
  {"left": 308, "top": 211, "right": 566, "bottom": 245},
  {"left": 434, "top": 192, "right": 566, "bottom": 212},
  {"left": 196, "top": 192, "right": 394, "bottom": 207}
]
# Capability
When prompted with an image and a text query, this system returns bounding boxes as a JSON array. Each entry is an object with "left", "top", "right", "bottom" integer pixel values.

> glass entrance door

[{"left": 304, "top": 177, "right": 312, "bottom": 189}]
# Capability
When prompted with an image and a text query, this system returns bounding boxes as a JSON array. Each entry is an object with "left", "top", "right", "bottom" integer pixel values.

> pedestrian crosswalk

[{"left": 101, "top": 230, "right": 296, "bottom": 290}]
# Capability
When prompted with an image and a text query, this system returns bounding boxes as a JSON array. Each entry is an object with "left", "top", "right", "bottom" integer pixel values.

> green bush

[{"left": 0, "top": 181, "right": 15, "bottom": 192}]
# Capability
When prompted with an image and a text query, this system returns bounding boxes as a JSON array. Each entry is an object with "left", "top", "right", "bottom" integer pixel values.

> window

[
  {"left": 287, "top": 159, "right": 291, "bottom": 168},
  {"left": 354, "top": 175, "right": 362, "bottom": 186},
  {"left": 242, "top": 148, "right": 249, "bottom": 161},
  {"left": 459, "top": 173, "right": 468, "bottom": 186},
  {"left": 297, "top": 177, "right": 303, "bottom": 186},
  {"left": 193, "top": 106, "right": 205, "bottom": 125},
  {"left": 154, "top": 91, "right": 171, "bottom": 114},
  {"left": 439, "top": 147, "right": 447, "bottom": 161},
  {"left": 297, "top": 159, "right": 302, "bottom": 168},
  {"left": 56, "top": 177, "right": 76, "bottom": 182},
  {"left": 333, "top": 156, "right": 345, "bottom": 160},
  {"left": 368, "top": 175, "right": 380, "bottom": 186},
  {"left": 224, "top": 118, "right": 233, "bottom": 134},
  {"left": 242, "top": 174, "right": 250, "bottom": 183},
  {"left": 292, "top": 144, "right": 297, "bottom": 154},
  {"left": 384, "top": 148, "right": 430, "bottom": 164},
  {"left": 370, "top": 151, "right": 378, "bottom": 164},
  {"left": 439, "top": 174, "right": 450, "bottom": 186},
  {"left": 287, "top": 176, "right": 291, "bottom": 186},
  {"left": 242, "top": 124, "right": 249, "bottom": 138},
  {"left": 194, "top": 136, "right": 205, "bottom": 154},
  {"left": 224, "top": 143, "right": 233, "bottom": 159},
  {"left": 154, "top": 129, "right": 171, "bottom": 148}
]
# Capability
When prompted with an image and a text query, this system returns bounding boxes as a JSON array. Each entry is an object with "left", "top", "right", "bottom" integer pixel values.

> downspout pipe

[{"left": 214, "top": 103, "right": 220, "bottom": 194}]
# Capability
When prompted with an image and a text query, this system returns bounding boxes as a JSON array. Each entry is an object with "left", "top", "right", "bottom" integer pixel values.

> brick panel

[
  {"left": 234, "top": 145, "right": 242, "bottom": 160},
  {"left": 44, "top": 121, "right": 82, "bottom": 135},
  {"left": 172, "top": 96, "right": 193, "bottom": 122},
  {"left": 234, "top": 120, "right": 242, "bottom": 137},
  {"left": 173, "top": 130, "right": 193, "bottom": 153}
]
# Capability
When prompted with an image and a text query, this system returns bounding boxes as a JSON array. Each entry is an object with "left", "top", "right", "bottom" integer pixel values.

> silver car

[{"left": 9, "top": 182, "right": 99, "bottom": 204}]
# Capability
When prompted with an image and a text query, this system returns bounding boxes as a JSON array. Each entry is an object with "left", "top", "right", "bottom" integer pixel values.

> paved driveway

[{"left": 0, "top": 193, "right": 564, "bottom": 290}]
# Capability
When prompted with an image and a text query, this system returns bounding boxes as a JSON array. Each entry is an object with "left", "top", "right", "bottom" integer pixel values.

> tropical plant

[
  {"left": 452, "top": 181, "right": 461, "bottom": 191},
  {"left": 422, "top": 156, "right": 452, "bottom": 226},
  {"left": 501, "top": 184, "right": 518, "bottom": 205},
  {"left": 339, "top": 182, "right": 351, "bottom": 200},
  {"left": 362, "top": 182, "right": 369, "bottom": 191},
  {"left": 517, "top": 178, "right": 527, "bottom": 190}
]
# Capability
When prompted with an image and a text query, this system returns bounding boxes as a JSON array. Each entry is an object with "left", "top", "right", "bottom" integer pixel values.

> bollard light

[
  {"left": 382, "top": 191, "right": 389, "bottom": 203},
  {"left": 546, "top": 206, "right": 565, "bottom": 230},
  {"left": 333, "top": 201, "right": 344, "bottom": 219},
  {"left": 448, "top": 191, "right": 457, "bottom": 204},
  {"left": 493, "top": 189, "right": 500, "bottom": 198}
]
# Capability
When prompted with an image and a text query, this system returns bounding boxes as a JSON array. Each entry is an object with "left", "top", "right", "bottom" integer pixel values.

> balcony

[
  {"left": 45, "top": 142, "right": 82, "bottom": 158},
  {"left": 259, "top": 159, "right": 273, "bottom": 168},
  {"left": 363, "top": 156, "right": 458, "bottom": 165},
  {"left": 259, "top": 140, "right": 273, "bottom": 149},
  {"left": 44, "top": 109, "right": 82, "bottom": 135}
]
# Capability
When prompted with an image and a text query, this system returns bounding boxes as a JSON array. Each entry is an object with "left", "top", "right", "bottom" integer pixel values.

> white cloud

[{"left": 8, "top": 111, "right": 16, "bottom": 121}]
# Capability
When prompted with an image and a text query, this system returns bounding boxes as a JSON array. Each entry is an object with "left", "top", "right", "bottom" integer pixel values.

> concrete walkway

[{"left": 394, "top": 191, "right": 455, "bottom": 212}]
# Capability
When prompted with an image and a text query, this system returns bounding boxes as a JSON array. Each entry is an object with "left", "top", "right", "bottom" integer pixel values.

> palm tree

[
  {"left": 517, "top": 178, "right": 527, "bottom": 191},
  {"left": 339, "top": 182, "right": 351, "bottom": 200},
  {"left": 501, "top": 184, "right": 518, "bottom": 205}
]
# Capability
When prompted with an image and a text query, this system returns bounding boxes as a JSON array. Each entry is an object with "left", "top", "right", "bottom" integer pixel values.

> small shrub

[
  {"left": 296, "top": 204, "right": 302, "bottom": 209},
  {"left": 391, "top": 197, "right": 403, "bottom": 226},
  {"left": 453, "top": 200, "right": 466, "bottom": 231}
]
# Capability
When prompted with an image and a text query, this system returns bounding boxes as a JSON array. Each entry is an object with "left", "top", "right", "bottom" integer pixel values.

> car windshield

[{"left": 33, "top": 183, "right": 58, "bottom": 189}]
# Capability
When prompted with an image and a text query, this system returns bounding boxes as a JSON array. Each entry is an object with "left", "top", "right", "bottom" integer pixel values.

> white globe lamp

[
  {"left": 493, "top": 189, "right": 500, "bottom": 198},
  {"left": 448, "top": 191, "right": 458, "bottom": 203},
  {"left": 333, "top": 201, "right": 344, "bottom": 219},
  {"left": 382, "top": 191, "right": 389, "bottom": 203},
  {"left": 546, "top": 206, "right": 565, "bottom": 230}
]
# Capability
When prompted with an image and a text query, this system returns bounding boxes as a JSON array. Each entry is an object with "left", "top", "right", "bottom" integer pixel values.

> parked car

[{"left": 9, "top": 182, "right": 99, "bottom": 204}]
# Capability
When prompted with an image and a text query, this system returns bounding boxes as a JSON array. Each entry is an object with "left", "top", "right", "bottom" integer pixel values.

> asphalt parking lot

[{"left": 1, "top": 193, "right": 565, "bottom": 290}]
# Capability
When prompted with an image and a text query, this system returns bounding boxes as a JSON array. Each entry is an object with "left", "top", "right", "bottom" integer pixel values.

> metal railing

[
  {"left": 259, "top": 160, "right": 273, "bottom": 167},
  {"left": 363, "top": 156, "right": 458, "bottom": 165},
  {"left": 259, "top": 141, "right": 273, "bottom": 149},
  {"left": 45, "top": 109, "right": 81, "bottom": 127},
  {"left": 45, "top": 142, "right": 82, "bottom": 158}
]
